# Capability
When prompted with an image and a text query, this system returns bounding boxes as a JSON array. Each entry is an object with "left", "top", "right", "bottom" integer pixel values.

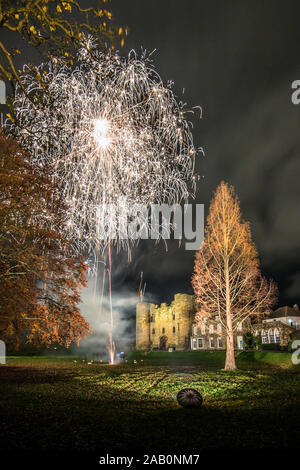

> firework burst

[
  {"left": 11, "top": 37, "right": 200, "bottom": 362},
  {"left": 12, "top": 38, "right": 199, "bottom": 254}
]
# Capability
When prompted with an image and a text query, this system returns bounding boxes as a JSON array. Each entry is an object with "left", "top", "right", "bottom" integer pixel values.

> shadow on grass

[
  {"left": 1, "top": 377, "right": 300, "bottom": 452},
  {"left": 0, "top": 365, "right": 72, "bottom": 384}
]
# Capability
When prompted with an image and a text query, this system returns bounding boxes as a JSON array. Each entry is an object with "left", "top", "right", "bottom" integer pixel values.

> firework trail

[{"left": 11, "top": 37, "right": 200, "bottom": 363}]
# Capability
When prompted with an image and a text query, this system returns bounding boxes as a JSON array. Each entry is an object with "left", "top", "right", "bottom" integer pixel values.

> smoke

[
  {"left": 72, "top": 253, "right": 158, "bottom": 361},
  {"left": 71, "top": 280, "right": 134, "bottom": 361}
]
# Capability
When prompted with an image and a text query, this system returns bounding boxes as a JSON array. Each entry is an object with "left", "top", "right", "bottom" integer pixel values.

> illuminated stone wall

[{"left": 136, "top": 294, "right": 195, "bottom": 351}]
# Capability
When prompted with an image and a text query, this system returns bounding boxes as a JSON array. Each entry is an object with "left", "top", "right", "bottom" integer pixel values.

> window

[
  {"left": 194, "top": 326, "right": 198, "bottom": 335},
  {"left": 173, "top": 313, "right": 175, "bottom": 320},
  {"left": 198, "top": 338, "right": 203, "bottom": 348},
  {"left": 150, "top": 314, "right": 155, "bottom": 322},
  {"left": 201, "top": 325, "right": 206, "bottom": 335},
  {"left": 217, "top": 337, "right": 222, "bottom": 348},
  {"left": 209, "top": 325, "right": 214, "bottom": 334},
  {"left": 210, "top": 337, "right": 214, "bottom": 348},
  {"left": 217, "top": 324, "right": 222, "bottom": 334},
  {"left": 268, "top": 329, "right": 275, "bottom": 343},
  {"left": 274, "top": 328, "right": 280, "bottom": 344},
  {"left": 192, "top": 339, "right": 197, "bottom": 350},
  {"left": 173, "top": 326, "right": 176, "bottom": 333},
  {"left": 162, "top": 327, "right": 165, "bottom": 334},
  {"left": 237, "top": 322, "right": 243, "bottom": 331},
  {"left": 152, "top": 328, "right": 155, "bottom": 335},
  {"left": 261, "top": 329, "right": 267, "bottom": 344}
]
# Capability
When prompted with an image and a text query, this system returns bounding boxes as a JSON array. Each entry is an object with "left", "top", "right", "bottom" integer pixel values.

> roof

[{"left": 268, "top": 305, "right": 300, "bottom": 319}]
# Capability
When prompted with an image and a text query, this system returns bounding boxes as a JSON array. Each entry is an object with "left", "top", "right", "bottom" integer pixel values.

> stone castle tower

[{"left": 136, "top": 294, "right": 195, "bottom": 351}]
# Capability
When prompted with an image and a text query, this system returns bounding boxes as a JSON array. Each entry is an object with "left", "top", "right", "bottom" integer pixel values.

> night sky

[
  {"left": 1, "top": 1, "right": 300, "bottom": 308},
  {"left": 111, "top": 0, "right": 300, "bottom": 307}
]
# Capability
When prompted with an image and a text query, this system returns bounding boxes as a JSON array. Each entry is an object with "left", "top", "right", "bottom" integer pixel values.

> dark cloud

[
  {"left": 113, "top": 0, "right": 300, "bottom": 306},
  {"left": 1, "top": 0, "right": 299, "bottom": 307}
]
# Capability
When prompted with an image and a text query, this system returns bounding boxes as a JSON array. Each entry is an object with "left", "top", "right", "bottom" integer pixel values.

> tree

[
  {"left": 192, "top": 181, "right": 277, "bottom": 370},
  {"left": 243, "top": 331, "right": 255, "bottom": 350},
  {"left": 0, "top": 0, "right": 126, "bottom": 98},
  {"left": 0, "top": 130, "right": 91, "bottom": 349}
]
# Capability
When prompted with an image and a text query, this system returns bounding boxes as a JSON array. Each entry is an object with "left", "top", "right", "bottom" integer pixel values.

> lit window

[{"left": 268, "top": 329, "right": 275, "bottom": 343}]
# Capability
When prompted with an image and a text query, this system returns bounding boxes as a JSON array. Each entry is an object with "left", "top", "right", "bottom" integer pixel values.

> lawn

[{"left": 0, "top": 352, "right": 300, "bottom": 452}]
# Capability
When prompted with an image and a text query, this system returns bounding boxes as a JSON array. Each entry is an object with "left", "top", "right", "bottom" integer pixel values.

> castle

[
  {"left": 136, "top": 294, "right": 300, "bottom": 351},
  {"left": 136, "top": 294, "right": 194, "bottom": 351}
]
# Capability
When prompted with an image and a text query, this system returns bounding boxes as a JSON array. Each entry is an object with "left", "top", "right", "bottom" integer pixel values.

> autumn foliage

[
  {"left": 192, "top": 182, "right": 277, "bottom": 370},
  {"left": 0, "top": 1, "right": 126, "bottom": 94},
  {"left": 0, "top": 131, "right": 90, "bottom": 349}
]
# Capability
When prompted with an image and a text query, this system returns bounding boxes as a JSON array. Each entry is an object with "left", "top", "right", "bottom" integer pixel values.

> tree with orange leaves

[
  {"left": 0, "top": 131, "right": 91, "bottom": 349},
  {"left": 192, "top": 181, "right": 277, "bottom": 370},
  {"left": 0, "top": 1, "right": 126, "bottom": 97}
]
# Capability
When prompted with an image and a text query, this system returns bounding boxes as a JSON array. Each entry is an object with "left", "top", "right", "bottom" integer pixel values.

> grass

[
  {"left": 127, "top": 350, "right": 295, "bottom": 367},
  {"left": 0, "top": 352, "right": 300, "bottom": 452}
]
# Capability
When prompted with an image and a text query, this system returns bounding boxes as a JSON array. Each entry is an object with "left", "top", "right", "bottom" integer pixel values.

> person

[{"left": 119, "top": 351, "right": 126, "bottom": 362}]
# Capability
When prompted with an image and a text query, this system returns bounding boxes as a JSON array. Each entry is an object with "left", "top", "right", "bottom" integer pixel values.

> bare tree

[{"left": 192, "top": 181, "right": 277, "bottom": 370}]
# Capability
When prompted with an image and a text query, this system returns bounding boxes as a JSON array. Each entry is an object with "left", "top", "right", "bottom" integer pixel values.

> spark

[
  {"left": 11, "top": 39, "right": 198, "bottom": 254},
  {"left": 11, "top": 37, "right": 200, "bottom": 364},
  {"left": 93, "top": 118, "right": 111, "bottom": 149}
]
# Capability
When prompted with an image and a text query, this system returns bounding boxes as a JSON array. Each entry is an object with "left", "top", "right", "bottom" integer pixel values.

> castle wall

[
  {"left": 136, "top": 302, "right": 151, "bottom": 350},
  {"left": 136, "top": 294, "right": 195, "bottom": 351}
]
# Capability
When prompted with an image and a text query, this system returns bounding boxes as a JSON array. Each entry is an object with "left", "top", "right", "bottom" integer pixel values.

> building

[
  {"left": 136, "top": 293, "right": 249, "bottom": 351},
  {"left": 190, "top": 317, "right": 250, "bottom": 351},
  {"left": 136, "top": 294, "right": 299, "bottom": 351},
  {"left": 136, "top": 294, "right": 195, "bottom": 351},
  {"left": 250, "top": 304, "right": 300, "bottom": 347}
]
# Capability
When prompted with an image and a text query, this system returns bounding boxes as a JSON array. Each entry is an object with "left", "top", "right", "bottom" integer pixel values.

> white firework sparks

[
  {"left": 11, "top": 38, "right": 199, "bottom": 257},
  {"left": 11, "top": 38, "right": 201, "bottom": 364}
]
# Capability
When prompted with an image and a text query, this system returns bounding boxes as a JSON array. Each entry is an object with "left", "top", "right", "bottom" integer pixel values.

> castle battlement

[{"left": 136, "top": 294, "right": 195, "bottom": 351}]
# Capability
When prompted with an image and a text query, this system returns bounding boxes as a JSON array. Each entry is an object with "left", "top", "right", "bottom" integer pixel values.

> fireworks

[
  {"left": 12, "top": 38, "right": 198, "bottom": 256},
  {"left": 11, "top": 38, "right": 200, "bottom": 364}
]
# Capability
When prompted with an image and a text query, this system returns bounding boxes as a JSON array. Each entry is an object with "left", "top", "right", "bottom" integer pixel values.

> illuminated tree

[
  {"left": 192, "top": 181, "right": 277, "bottom": 370},
  {"left": 0, "top": 131, "right": 90, "bottom": 349},
  {"left": 0, "top": 0, "right": 126, "bottom": 97}
]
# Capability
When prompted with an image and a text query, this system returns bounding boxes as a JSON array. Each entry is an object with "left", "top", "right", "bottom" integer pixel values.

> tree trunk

[
  {"left": 225, "top": 261, "right": 237, "bottom": 370},
  {"left": 225, "top": 327, "right": 236, "bottom": 370}
]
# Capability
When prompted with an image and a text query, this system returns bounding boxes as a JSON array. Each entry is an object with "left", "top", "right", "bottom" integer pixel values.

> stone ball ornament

[{"left": 176, "top": 388, "right": 203, "bottom": 408}]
